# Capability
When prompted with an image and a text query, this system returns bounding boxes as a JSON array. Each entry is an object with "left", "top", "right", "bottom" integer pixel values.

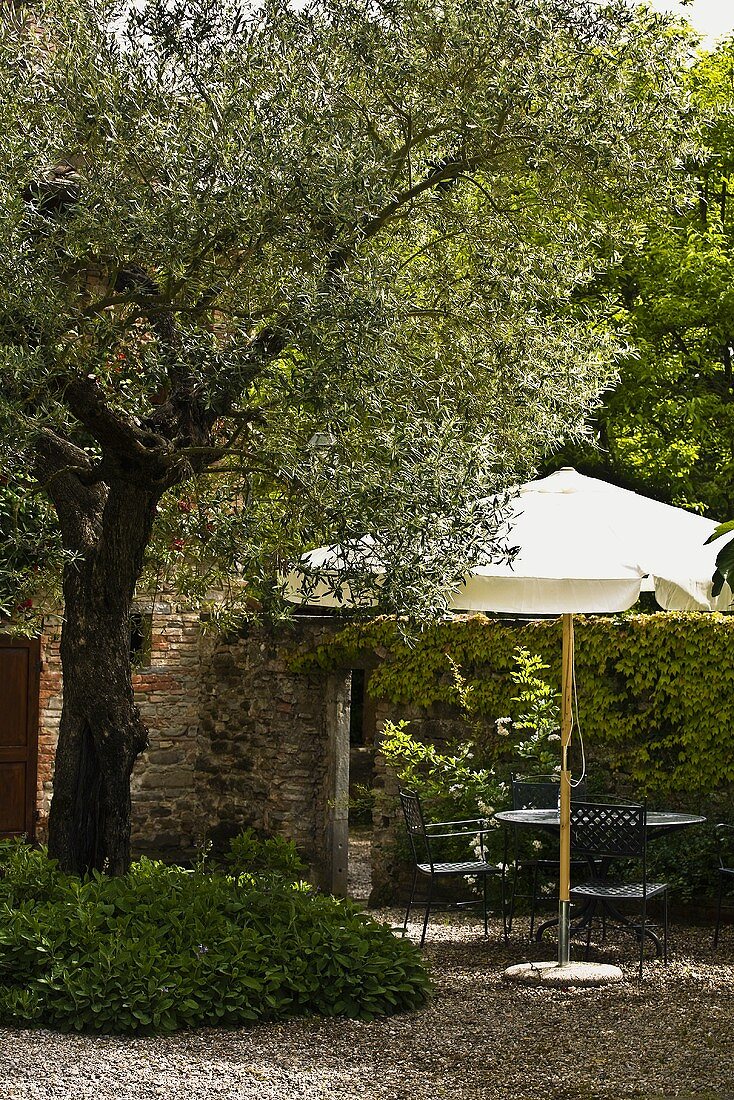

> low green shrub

[
  {"left": 0, "top": 839, "right": 430, "bottom": 1033},
  {"left": 224, "top": 827, "right": 307, "bottom": 881}
]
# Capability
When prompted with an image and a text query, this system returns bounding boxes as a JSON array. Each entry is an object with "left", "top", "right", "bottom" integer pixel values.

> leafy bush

[
  {"left": 224, "top": 827, "right": 307, "bottom": 882},
  {"left": 646, "top": 820, "right": 724, "bottom": 905},
  {"left": 0, "top": 840, "right": 430, "bottom": 1033},
  {"left": 349, "top": 783, "right": 376, "bottom": 826},
  {"left": 380, "top": 719, "right": 509, "bottom": 866}
]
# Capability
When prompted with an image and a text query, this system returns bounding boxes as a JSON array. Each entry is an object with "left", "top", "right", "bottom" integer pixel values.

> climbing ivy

[{"left": 292, "top": 613, "right": 734, "bottom": 795}]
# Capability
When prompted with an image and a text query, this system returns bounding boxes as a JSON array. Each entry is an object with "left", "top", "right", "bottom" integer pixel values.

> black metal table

[{"left": 494, "top": 808, "right": 706, "bottom": 951}]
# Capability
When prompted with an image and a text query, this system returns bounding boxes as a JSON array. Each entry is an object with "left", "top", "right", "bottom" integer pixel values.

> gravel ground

[{"left": 0, "top": 912, "right": 733, "bottom": 1100}]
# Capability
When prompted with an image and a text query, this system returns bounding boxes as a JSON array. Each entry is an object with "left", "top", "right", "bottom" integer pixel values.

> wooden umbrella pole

[{"left": 558, "top": 612, "right": 574, "bottom": 966}]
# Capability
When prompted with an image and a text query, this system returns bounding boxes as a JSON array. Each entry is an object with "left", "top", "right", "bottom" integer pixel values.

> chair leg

[
  {"left": 500, "top": 866, "right": 509, "bottom": 942},
  {"left": 482, "top": 873, "right": 489, "bottom": 938},
  {"left": 528, "top": 863, "right": 539, "bottom": 942},
  {"left": 505, "top": 830, "right": 519, "bottom": 936},
  {"left": 420, "top": 875, "right": 434, "bottom": 948},
  {"left": 714, "top": 871, "right": 724, "bottom": 948},
  {"left": 639, "top": 898, "right": 646, "bottom": 981},
  {"left": 501, "top": 828, "right": 510, "bottom": 939},
  {"left": 663, "top": 891, "right": 668, "bottom": 965},
  {"left": 403, "top": 868, "right": 418, "bottom": 938}
]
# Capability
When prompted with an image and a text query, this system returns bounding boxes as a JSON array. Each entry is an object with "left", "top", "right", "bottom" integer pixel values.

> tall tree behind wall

[{"left": 550, "top": 37, "right": 734, "bottom": 518}]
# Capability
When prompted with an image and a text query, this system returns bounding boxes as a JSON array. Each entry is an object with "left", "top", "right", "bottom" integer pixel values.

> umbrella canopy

[
  {"left": 288, "top": 468, "right": 732, "bottom": 614},
  {"left": 452, "top": 467, "right": 732, "bottom": 615}
]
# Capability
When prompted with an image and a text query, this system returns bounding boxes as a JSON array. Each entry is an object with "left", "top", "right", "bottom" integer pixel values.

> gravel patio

[{"left": 1, "top": 910, "right": 732, "bottom": 1100}]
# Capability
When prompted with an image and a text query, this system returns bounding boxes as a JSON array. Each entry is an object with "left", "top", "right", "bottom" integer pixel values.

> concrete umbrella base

[{"left": 503, "top": 960, "right": 624, "bottom": 987}]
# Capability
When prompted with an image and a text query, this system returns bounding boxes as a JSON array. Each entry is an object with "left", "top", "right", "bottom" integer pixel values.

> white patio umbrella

[
  {"left": 443, "top": 468, "right": 732, "bottom": 980},
  {"left": 288, "top": 467, "right": 732, "bottom": 979}
]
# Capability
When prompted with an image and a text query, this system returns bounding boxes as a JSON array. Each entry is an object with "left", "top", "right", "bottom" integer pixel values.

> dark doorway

[{"left": 348, "top": 668, "right": 375, "bottom": 902}]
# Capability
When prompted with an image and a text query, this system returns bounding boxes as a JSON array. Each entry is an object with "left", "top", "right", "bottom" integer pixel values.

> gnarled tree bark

[{"left": 46, "top": 479, "right": 161, "bottom": 874}]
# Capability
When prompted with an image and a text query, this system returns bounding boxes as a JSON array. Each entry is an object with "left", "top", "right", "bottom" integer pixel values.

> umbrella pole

[{"left": 558, "top": 612, "right": 574, "bottom": 967}]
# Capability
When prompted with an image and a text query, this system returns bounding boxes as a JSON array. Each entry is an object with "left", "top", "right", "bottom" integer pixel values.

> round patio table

[
  {"left": 494, "top": 807, "right": 706, "bottom": 949},
  {"left": 494, "top": 808, "right": 705, "bottom": 834}
]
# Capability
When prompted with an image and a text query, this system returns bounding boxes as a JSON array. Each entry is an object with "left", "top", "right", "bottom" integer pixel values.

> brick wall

[
  {"left": 130, "top": 603, "right": 202, "bottom": 857},
  {"left": 37, "top": 617, "right": 62, "bottom": 832}
]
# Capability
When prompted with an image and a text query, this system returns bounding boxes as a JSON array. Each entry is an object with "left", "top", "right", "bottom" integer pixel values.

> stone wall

[
  {"left": 195, "top": 620, "right": 348, "bottom": 883},
  {"left": 129, "top": 604, "right": 202, "bottom": 857},
  {"left": 34, "top": 610, "right": 347, "bottom": 888}
]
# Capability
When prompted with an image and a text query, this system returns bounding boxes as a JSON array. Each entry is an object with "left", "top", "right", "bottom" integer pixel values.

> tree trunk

[{"left": 47, "top": 480, "right": 160, "bottom": 875}]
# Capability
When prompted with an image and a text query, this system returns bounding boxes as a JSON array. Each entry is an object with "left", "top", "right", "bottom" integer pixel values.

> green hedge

[
  {"left": 293, "top": 612, "right": 734, "bottom": 796},
  {"left": 0, "top": 841, "right": 430, "bottom": 1033}
]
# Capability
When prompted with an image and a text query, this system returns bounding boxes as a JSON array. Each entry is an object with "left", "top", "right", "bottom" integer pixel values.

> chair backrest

[
  {"left": 512, "top": 774, "right": 588, "bottom": 811},
  {"left": 399, "top": 790, "right": 433, "bottom": 868},
  {"left": 715, "top": 823, "right": 734, "bottom": 870},
  {"left": 570, "top": 800, "right": 646, "bottom": 860}
]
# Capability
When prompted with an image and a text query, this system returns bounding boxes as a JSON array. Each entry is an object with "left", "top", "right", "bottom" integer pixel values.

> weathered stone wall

[
  {"left": 34, "top": 611, "right": 346, "bottom": 887},
  {"left": 129, "top": 603, "right": 203, "bottom": 858},
  {"left": 36, "top": 606, "right": 206, "bottom": 854},
  {"left": 195, "top": 619, "right": 347, "bottom": 884}
]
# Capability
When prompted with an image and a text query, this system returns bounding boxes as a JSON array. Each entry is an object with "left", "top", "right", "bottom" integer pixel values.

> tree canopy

[{"left": 0, "top": 0, "right": 689, "bottom": 622}]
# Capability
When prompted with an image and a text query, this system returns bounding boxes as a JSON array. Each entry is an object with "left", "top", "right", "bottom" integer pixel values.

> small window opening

[{"left": 129, "top": 610, "right": 153, "bottom": 668}]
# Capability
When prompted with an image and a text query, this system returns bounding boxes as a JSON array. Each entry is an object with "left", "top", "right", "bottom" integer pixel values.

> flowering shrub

[{"left": 380, "top": 719, "right": 508, "bottom": 865}]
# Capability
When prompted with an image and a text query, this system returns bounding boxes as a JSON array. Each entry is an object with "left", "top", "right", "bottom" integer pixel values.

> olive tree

[{"left": 0, "top": 0, "right": 686, "bottom": 873}]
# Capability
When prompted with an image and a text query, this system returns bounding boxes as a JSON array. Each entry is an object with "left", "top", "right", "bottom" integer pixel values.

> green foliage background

[{"left": 294, "top": 612, "right": 734, "bottom": 796}]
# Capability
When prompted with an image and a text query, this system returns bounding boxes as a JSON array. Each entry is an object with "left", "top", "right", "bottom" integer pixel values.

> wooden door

[{"left": 0, "top": 636, "right": 40, "bottom": 840}]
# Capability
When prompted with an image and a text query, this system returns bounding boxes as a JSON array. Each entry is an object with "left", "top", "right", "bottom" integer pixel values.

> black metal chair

[
  {"left": 399, "top": 789, "right": 503, "bottom": 947},
  {"left": 714, "top": 822, "right": 734, "bottom": 948},
  {"left": 569, "top": 800, "right": 668, "bottom": 978},
  {"left": 504, "top": 773, "right": 588, "bottom": 939}
]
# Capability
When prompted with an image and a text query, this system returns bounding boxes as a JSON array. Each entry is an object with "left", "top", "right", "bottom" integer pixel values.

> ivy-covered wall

[{"left": 293, "top": 612, "right": 734, "bottom": 797}]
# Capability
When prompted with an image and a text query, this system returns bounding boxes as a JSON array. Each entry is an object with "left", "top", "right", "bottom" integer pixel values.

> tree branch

[
  {"left": 325, "top": 156, "right": 482, "bottom": 275},
  {"left": 33, "top": 429, "right": 108, "bottom": 551}
]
